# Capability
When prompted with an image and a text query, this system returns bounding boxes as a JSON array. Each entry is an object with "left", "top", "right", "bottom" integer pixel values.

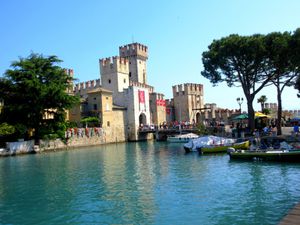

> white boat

[
  {"left": 183, "top": 135, "right": 236, "bottom": 152},
  {"left": 167, "top": 133, "right": 199, "bottom": 143}
]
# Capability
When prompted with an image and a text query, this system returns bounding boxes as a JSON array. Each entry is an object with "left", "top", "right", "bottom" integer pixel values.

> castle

[
  {"left": 68, "top": 42, "right": 239, "bottom": 141},
  {"left": 69, "top": 43, "right": 167, "bottom": 141}
]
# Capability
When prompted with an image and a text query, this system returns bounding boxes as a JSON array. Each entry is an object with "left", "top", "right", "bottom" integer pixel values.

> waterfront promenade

[{"left": 279, "top": 202, "right": 300, "bottom": 225}]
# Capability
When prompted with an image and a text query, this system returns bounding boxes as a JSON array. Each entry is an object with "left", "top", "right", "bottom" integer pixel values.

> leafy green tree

[
  {"left": 81, "top": 117, "right": 100, "bottom": 127},
  {"left": 265, "top": 30, "right": 300, "bottom": 134},
  {"left": 0, "top": 123, "right": 15, "bottom": 136},
  {"left": 293, "top": 29, "right": 300, "bottom": 97},
  {"left": 195, "top": 122, "right": 209, "bottom": 135},
  {"left": 266, "top": 29, "right": 300, "bottom": 134},
  {"left": 262, "top": 108, "right": 271, "bottom": 115},
  {"left": 202, "top": 34, "right": 274, "bottom": 131},
  {"left": 0, "top": 53, "right": 80, "bottom": 141},
  {"left": 257, "top": 95, "right": 267, "bottom": 111}
]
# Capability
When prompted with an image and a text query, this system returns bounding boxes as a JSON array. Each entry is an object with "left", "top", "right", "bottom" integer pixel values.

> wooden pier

[{"left": 279, "top": 202, "right": 300, "bottom": 225}]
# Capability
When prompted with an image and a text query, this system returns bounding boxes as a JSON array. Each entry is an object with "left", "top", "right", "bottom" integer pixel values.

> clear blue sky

[{"left": 1, "top": 0, "right": 300, "bottom": 111}]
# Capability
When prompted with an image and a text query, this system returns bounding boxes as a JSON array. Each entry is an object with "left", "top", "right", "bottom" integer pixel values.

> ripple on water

[{"left": 1, "top": 143, "right": 300, "bottom": 224}]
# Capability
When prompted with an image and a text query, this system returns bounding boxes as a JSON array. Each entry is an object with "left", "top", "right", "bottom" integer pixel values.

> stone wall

[
  {"left": 39, "top": 136, "right": 105, "bottom": 151},
  {"left": 0, "top": 126, "right": 126, "bottom": 156},
  {"left": 39, "top": 129, "right": 124, "bottom": 152}
]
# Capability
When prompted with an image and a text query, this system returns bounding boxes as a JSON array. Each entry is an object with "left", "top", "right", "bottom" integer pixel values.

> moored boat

[
  {"left": 228, "top": 149, "right": 300, "bottom": 162},
  {"left": 199, "top": 140, "right": 250, "bottom": 154},
  {"left": 183, "top": 135, "right": 237, "bottom": 153},
  {"left": 167, "top": 133, "right": 199, "bottom": 143}
]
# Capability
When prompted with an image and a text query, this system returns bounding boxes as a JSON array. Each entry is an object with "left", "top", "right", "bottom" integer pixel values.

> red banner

[
  {"left": 138, "top": 90, "right": 145, "bottom": 103},
  {"left": 156, "top": 99, "right": 166, "bottom": 106},
  {"left": 166, "top": 108, "right": 171, "bottom": 115}
]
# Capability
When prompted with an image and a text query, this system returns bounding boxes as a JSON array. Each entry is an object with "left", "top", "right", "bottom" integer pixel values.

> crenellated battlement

[
  {"left": 99, "top": 56, "right": 129, "bottom": 75},
  {"left": 129, "top": 80, "right": 153, "bottom": 93},
  {"left": 150, "top": 92, "right": 165, "bottom": 100},
  {"left": 165, "top": 99, "right": 174, "bottom": 106},
  {"left": 64, "top": 68, "right": 74, "bottom": 77},
  {"left": 172, "top": 83, "right": 203, "bottom": 96},
  {"left": 119, "top": 42, "right": 148, "bottom": 59},
  {"left": 73, "top": 79, "right": 101, "bottom": 93},
  {"left": 265, "top": 103, "right": 278, "bottom": 109},
  {"left": 215, "top": 109, "right": 240, "bottom": 113}
]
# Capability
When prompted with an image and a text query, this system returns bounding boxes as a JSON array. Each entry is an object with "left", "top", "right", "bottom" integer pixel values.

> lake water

[{"left": 1, "top": 141, "right": 300, "bottom": 225}]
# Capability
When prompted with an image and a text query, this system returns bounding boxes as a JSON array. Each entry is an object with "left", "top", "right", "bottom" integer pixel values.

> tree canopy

[
  {"left": 0, "top": 123, "right": 15, "bottom": 136},
  {"left": 263, "top": 31, "right": 300, "bottom": 134},
  {"left": 0, "top": 53, "right": 80, "bottom": 140},
  {"left": 293, "top": 29, "right": 300, "bottom": 97},
  {"left": 201, "top": 34, "right": 274, "bottom": 131},
  {"left": 257, "top": 95, "right": 267, "bottom": 111},
  {"left": 80, "top": 117, "right": 100, "bottom": 127}
]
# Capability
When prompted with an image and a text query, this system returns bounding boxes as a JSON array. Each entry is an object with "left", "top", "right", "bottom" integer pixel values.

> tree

[
  {"left": 265, "top": 30, "right": 300, "bottom": 135},
  {"left": 293, "top": 29, "right": 300, "bottom": 97},
  {"left": 80, "top": 117, "right": 100, "bottom": 127},
  {"left": 201, "top": 34, "right": 275, "bottom": 131},
  {"left": 257, "top": 95, "right": 267, "bottom": 111},
  {"left": 0, "top": 123, "right": 15, "bottom": 136},
  {"left": 295, "top": 75, "right": 300, "bottom": 97},
  {"left": 0, "top": 53, "right": 80, "bottom": 141},
  {"left": 262, "top": 108, "right": 271, "bottom": 115}
]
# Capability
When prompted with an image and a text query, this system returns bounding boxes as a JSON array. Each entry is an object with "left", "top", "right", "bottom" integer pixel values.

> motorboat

[
  {"left": 199, "top": 140, "right": 249, "bottom": 154},
  {"left": 228, "top": 148, "right": 300, "bottom": 162},
  {"left": 184, "top": 135, "right": 237, "bottom": 153},
  {"left": 227, "top": 141, "right": 300, "bottom": 162},
  {"left": 167, "top": 133, "right": 199, "bottom": 143}
]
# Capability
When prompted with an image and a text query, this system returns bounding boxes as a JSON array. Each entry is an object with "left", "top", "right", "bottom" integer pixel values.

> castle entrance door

[
  {"left": 196, "top": 112, "right": 201, "bottom": 124},
  {"left": 139, "top": 113, "right": 147, "bottom": 127}
]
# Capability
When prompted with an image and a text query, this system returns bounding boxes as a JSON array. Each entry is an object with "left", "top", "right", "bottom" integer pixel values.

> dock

[{"left": 279, "top": 202, "right": 300, "bottom": 225}]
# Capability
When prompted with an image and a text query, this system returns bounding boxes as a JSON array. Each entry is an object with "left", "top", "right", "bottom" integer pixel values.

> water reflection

[{"left": 0, "top": 143, "right": 300, "bottom": 224}]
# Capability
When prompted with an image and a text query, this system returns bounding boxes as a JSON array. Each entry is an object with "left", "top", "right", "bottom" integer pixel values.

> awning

[
  {"left": 232, "top": 114, "right": 248, "bottom": 120},
  {"left": 255, "top": 112, "right": 271, "bottom": 118}
]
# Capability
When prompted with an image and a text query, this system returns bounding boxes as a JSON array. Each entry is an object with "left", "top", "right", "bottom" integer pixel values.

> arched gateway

[
  {"left": 196, "top": 112, "right": 201, "bottom": 124},
  {"left": 139, "top": 113, "right": 147, "bottom": 126}
]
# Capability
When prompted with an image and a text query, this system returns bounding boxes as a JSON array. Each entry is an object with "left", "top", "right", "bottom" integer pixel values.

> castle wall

[
  {"left": 68, "top": 103, "right": 81, "bottom": 125},
  {"left": 112, "top": 91, "right": 128, "bottom": 108},
  {"left": 165, "top": 99, "right": 175, "bottom": 123},
  {"left": 150, "top": 92, "right": 166, "bottom": 125},
  {"left": 74, "top": 79, "right": 101, "bottom": 97},
  {"left": 104, "top": 108, "right": 127, "bottom": 142}
]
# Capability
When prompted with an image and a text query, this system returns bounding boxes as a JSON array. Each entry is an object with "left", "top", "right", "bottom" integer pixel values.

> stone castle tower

[
  {"left": 99, "top": 56, "right": 129, "bottom": 96},
  {"left": 119, "top": 43, "right": 148, "bottom": 84},
  {"left": 99, "top": 43, "right": 149, "bottom": 106},
  {"left": 172, "top": 83, "right": 204, "bottom": 123},
  {"left": 99, "top": 43, "right": 162, "bottom": 141}
]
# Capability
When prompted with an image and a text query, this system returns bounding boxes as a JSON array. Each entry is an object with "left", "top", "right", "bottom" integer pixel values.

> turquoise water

[{"left": 1, "top": 142, "right": 300, "bottom": 225}]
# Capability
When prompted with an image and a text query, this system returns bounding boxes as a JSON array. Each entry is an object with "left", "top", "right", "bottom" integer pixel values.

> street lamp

[{"left": 236, "top": 97, "right": 244, "bottom": 114}]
